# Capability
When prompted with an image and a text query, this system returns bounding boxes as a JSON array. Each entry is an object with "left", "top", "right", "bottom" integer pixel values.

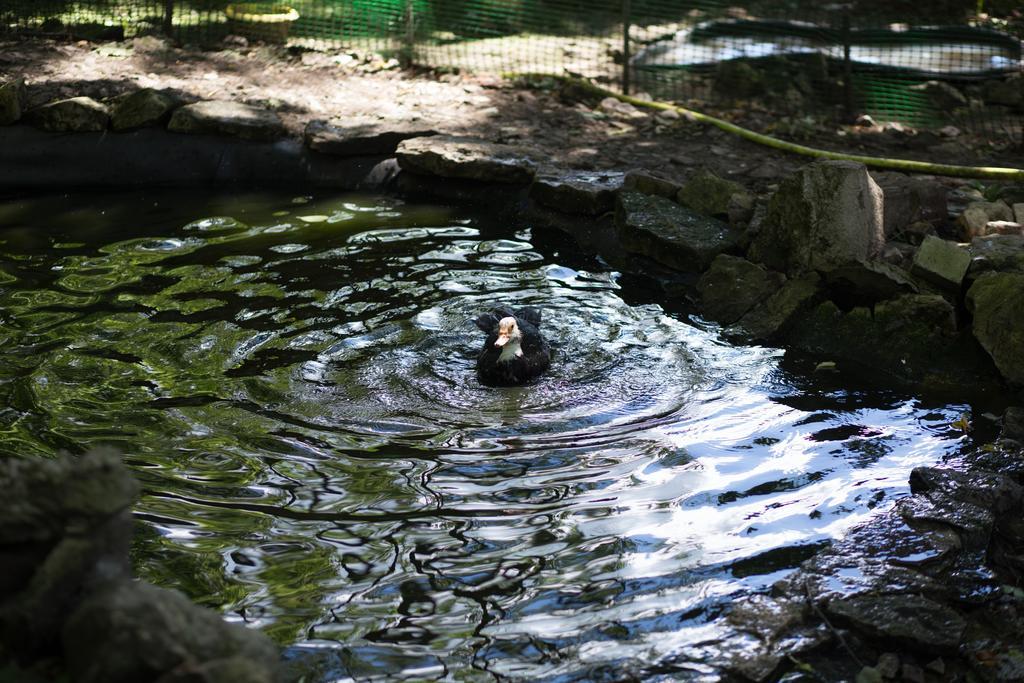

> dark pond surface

[{"left": 0, "top": 191, "right": 972, "bottom": 680}]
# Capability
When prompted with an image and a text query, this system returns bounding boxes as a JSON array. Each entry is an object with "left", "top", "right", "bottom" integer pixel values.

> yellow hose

[{"left": 509, "top": 74, "right": 1024, "bottom": 182}]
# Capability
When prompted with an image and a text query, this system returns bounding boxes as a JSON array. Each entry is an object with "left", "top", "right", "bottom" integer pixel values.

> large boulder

[
  {"left": 615, "top": 191, "right": 742, "bottom": 273},
  {"left": 749, "top": 160, "right": 884, "bottom": 275},
  {"left": 696, "top": 254, "right": 786, "bottom": 325},
  {"left": 63, "top": 580, "right": 279, "bottom": 683},
  {"left": 168, "top": 100, "right": 286, "bottom": 141},
  {"left": 111, "top": 88, "right": 179, "bottom": 131},
  {"left": 966, "top": 272, "right": 1024, "bottom": 385},
  {"left": 0, "top": 77, "right": 26, "bottom": 125},
  {"left": 304, "top": 117, "right": 438, "bottom": 156},
  {"left": 0, "top": 449, "right": 137, "bottom": 657},
  {"left": 396, "top": 135, "right": 537, "bottom": 184},
  {"left": 28, "top": 96, "right": 110, "bottom": 132},
  {"left": 530, "top": 170, "right": 624, "bottom": 215}
]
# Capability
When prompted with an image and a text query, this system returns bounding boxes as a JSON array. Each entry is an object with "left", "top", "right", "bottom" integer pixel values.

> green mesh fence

[{"left": 2, "top": 0, "right": 1022, "bottom": 140}]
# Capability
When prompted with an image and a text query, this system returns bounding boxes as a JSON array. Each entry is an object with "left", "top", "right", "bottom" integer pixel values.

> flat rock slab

[
  {"left": 530, "top": 171, "right": 623, "bottom": 215},
  {"left": 824, "top": 258, "right": 918, "bottom": 303},
  {"left": 615, "top": 191, "right": 741, "bottom": 272},
  {"left": 305, "top": 118, "right": 438, "bottom": 156},
  {"left": 911, "top": 235, "right": 970, "bottom": 291},
  {"left": 0, "top": 78, "right": 26, "bottom": 125},
  {"left": 28, "top": 96, "right": 109, "bottom": 132},
  {"left": 168, "top": 100, "right": 286, "bottom": 141},
  {"left": 396, "top": 135, "right": 537, "bottom": 184},
  {"left": 111, "top": 88, "right": 179, "bottom": 131},
  {"left": 730, "top": 274, "right": 822, "bottom": 340}
]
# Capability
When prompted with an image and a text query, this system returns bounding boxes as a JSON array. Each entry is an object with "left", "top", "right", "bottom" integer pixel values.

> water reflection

[{"left": 0, "top": 191, "right": 967, "bottom": 680}]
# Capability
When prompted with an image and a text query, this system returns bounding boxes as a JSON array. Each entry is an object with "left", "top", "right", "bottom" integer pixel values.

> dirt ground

[{"left": 3, "top": 33, "right": 1024, "bottom": 192}]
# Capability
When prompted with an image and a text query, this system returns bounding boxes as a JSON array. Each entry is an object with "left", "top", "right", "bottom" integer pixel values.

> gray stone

[
  {"left": 969, "top": 234, "right": 1024, "bottom": 275},
  {"left": 530, "top": 170, "right": 624, "bottom": 215},
  {"left": 696, "top": 254, "right": 786, "bottom": 325},
  {"left": 622, "top": 169, "right": 682, "bottom": 199},
  {"left": 730, "top": 274, "right": 822, "bottom": 340},
  {"left": 63, "top": 580, "right": 279, "bottom": 683},
  {"left": 959, "top": 200, "right": 1014, "bottom": 239},
  {"left": 983, "top": 220, "right": 1023, "bottom": 236},
  {"left": 911, "top": 235, "right": 971, "bottom": 292},
  {"left": 677, "top": 168, "right": 750, "bottom": 218},
  {"left": 898, "top": 494, "right": 993, "bottom": 551},
  {"left": 749, "top": 160, "right": 884, "bottom": 275},
  {"left": 856, "top": 667, "right": 884, "bottom": 683},
  {"left": 909, "top": 80, "right": 968, "bottom": 110},
  {"left": 1014, "top": 202, "right": 1024, "bottom": 224},
  {"left": 156, "top": 656, "right": 277, "bottom": 683},
  {"left": 876, "top": 652, "right": 900, "bottom": 678},
  {"left": 967, "top": 271, "right": 1024, "bottom": 385},
  {"left": 872, "top": 173, "right": 949, "bottom": 238},
  {"left": 396, "top": 135, "right": 536, "bottom": 184},
  {"left": 111, "top": 88, "right": 179, "bottom": 131},
  {"left": 28, "top": 96, "right": 110, "bottom": 132},
  {"left": 0, "top": 450, "right": 137, "bottom": 657},
  {"left": 823, "top": 259, "right": 918, "bottom": 303},
  {"left": 0, "top": 78, "right": 26, "bottom": 125},
  {"left": 168, "top": 100, "right": 286, "bottom": 141},
  {"left": 304, "top": 117, "right": 438, "bottom": 156},
  {"left": 615, "top": 191, "right": 742, "bottom": 273},
  {"left": 901, "top": 663, "right": 925, "bottom": 683},
  {"left": 1004, "top": 407, "right": 1024, "bottom": 441},
  {"left": 826, "top": 594, "right": 966, "bottom": 652},
  {"left": 898, "top": 220, "right": 936, "bottom": 245},
  {"left": 982, "top": 74, "right": 1024, "bottom": 109}
]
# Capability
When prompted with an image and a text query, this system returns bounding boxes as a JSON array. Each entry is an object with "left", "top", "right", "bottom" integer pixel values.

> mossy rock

[
  {"left": 0, "top": 78, "right": 26, "bottom": 125},
  {"left": 28, "top": 97, "right": 110, "bottom": 133},
  {"left": 111, "top": 88, "right": 180, "bottom": 131},
  {"left": 967, "top": 271, "right": 1024, "bottom": 386}
]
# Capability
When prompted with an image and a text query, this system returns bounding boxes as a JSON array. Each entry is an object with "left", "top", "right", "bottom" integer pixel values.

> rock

[
  {"left": 27, "top": 96, "right": 110, "bottom": 132},
  {"left": 727, "top": 192, "right": 756, "bottom": 226},
  {"left": 396, "top": 135, "right": 537, "bottom": 184},
  {"left": 1014, "top": 202, "right": 1024, "bottom": 224},
  {"left": 958, "top": 200, "right": 1014, "bottom": 239},
  {"left": 911, "top": 235, "right": 971, "bottom": 292},
  {"left": 62, "top": 580, "right": 279, "bottom": 683},
  {"left": 1004, "top": 407, "right": 1024, "bottom": 440},
  {"left": 909, "top": 80, "right": 968, "bottom": 110},
  {"left": 969, "top": 234, "right": 1024, "bottom": 275},
  {"left": 898, "top": 220, "right": 936, "bottom": 245},
  {"left": 167, "top": 100, "right": 286, "bottom": 141},
  {"left": 304, "top": 117, "right": 438, "bottom": 156},
  {"left": 0, "top": 77, "right": 27, "bottom": 125},
  {"left": 614, "top": 191, "right": 742, "bottom": 273},
  {"left": 983, "top": 220, "right": 1023, "bottom": 236},
  {"left": 677, "top": 168, "right": 749, "bottom": 218},
  {"left": 872, "top": 173, "right": 949, "bottom": 238},
  {"left": 156, "top": 656, "right": 277, "bottom": 683},
  {"left": 967, "top": 272, "right": 1024, "bottom": 385},
  {"left": 111, "top": 88, "right": 179, "bottom": 131},
  {"left": 826, "top": 594, "right": 966, "bottom": 652},
  {"left": 696, "top": 254, "right": 786, "bottom": 325},
  {"left": 856, "top": 667, "right": 884, "bottom": 683},
  {"left": 823, "top": 259, "right": 918, "bottom": 305},
  {"left": 748, "top": 160, "right": 884, "bottom": 275},
  {"left": 730, "top": 273, "right": 822, "bottom": 340},
  {"left": 900, "top": 663, "right": 925, "bottom": 683},
  {"left": 898, "top": 492, "right": 994, "bottom": 552},
  {"left": 925, "top": 658, "right": 946, "bottom": 675},
  {"left": 909, "top": 467, "right": 1023, "bottom": 515},
  {"left": 981, "top": 74, "right": 1024, "bottom": 109},
  {"left": 622, "top": 169, "right": 682, "bottom": 199},
  {"left": 714, "top": 60, "right": 763, "bottom": 99},
  {"left": 0, "top": 450, "right": 137, "bottom": 657},
  {"left": 876, "top": 652, "right": 900, "bottom": 678},
  {"left": 530, "top": 171, "right": 624, "bottom": 215}
]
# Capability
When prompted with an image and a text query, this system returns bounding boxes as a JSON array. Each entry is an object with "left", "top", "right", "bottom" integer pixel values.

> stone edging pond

[{"left": 3, "top": 82, "right": 1024, "bottom": 682}]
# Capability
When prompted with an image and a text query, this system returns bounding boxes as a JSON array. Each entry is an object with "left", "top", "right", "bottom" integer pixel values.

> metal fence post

[
  {"left": 163, "top": 0, "right": 173, "bottom": 36},
  {"left": 622, "top": 0, "right": 631, "bottom": 95}
]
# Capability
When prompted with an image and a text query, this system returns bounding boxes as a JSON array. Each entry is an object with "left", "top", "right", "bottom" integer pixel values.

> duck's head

[{"left": 494, "top": 316, "right": 521, "bottom": 348}]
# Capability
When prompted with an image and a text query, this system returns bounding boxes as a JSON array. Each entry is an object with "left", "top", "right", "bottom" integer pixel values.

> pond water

[{"left": 0, "top": 191, "right": 969, "bottom": 680}]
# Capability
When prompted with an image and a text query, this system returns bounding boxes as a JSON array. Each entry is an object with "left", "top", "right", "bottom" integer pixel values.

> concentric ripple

[{"left": 0, "top": 191, "right": 970, "bottom": 681}]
